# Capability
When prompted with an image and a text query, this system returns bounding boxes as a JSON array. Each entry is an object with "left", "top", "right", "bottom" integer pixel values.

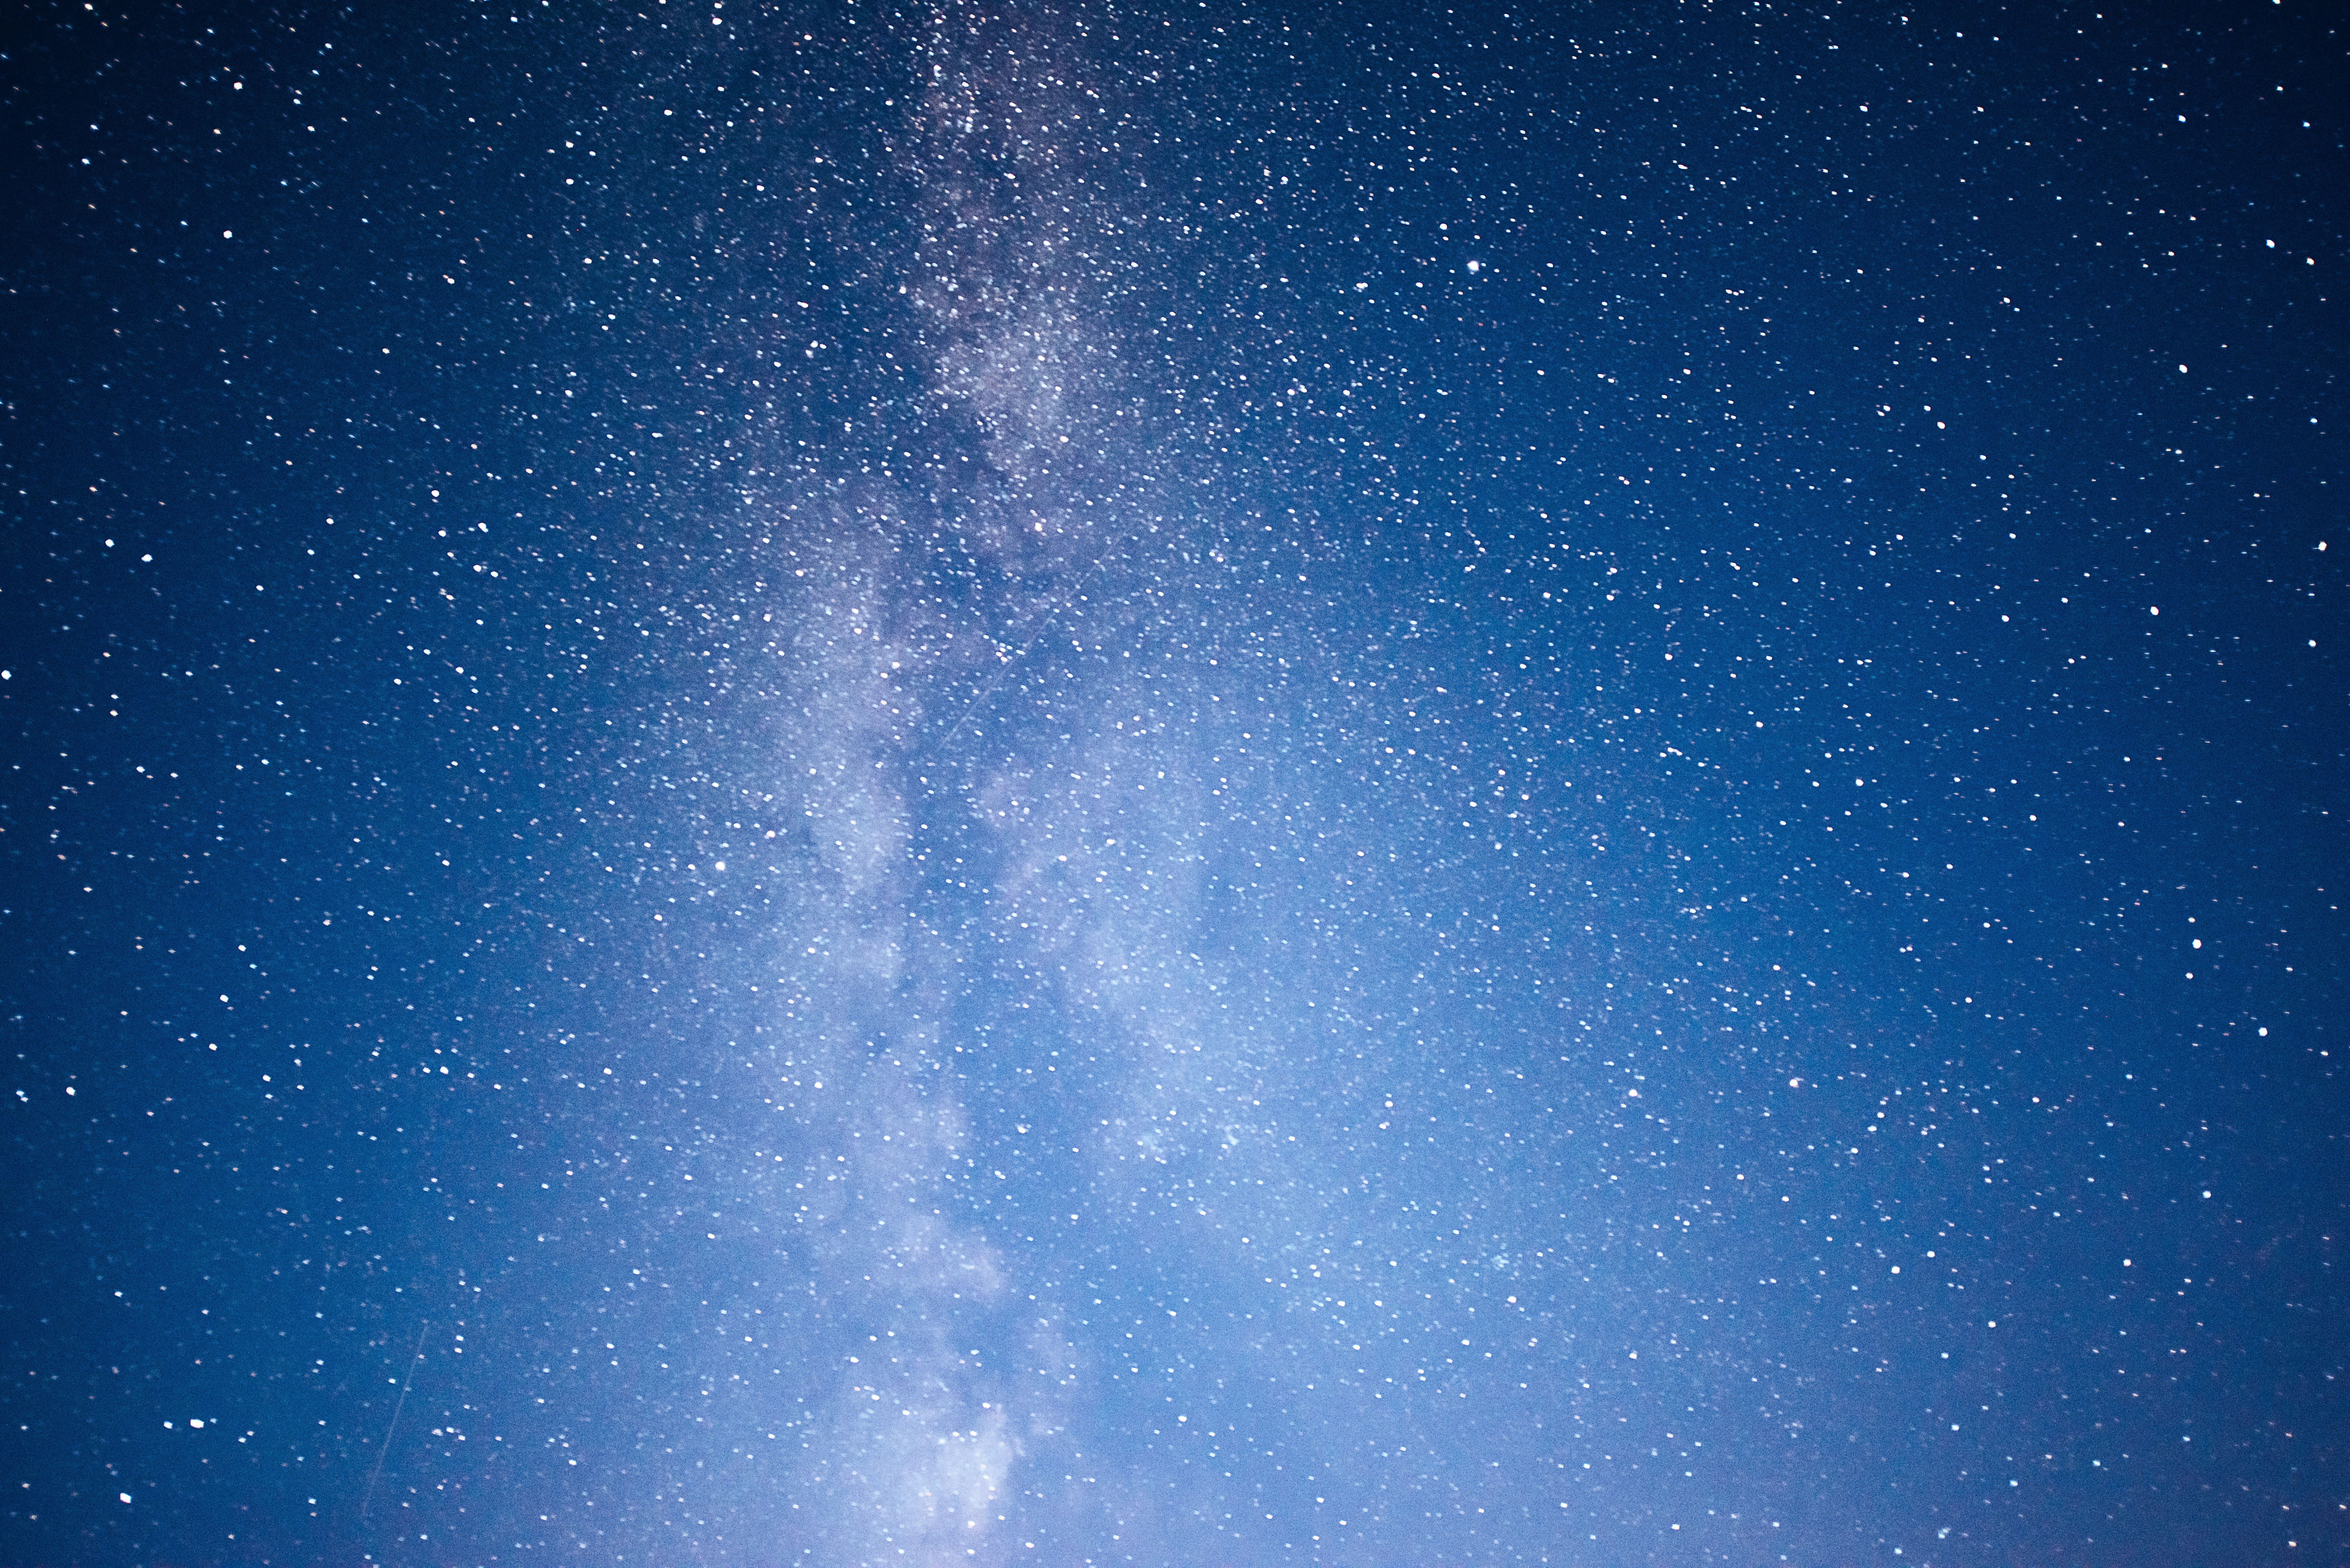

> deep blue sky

[{"left": 4, "top": 1, "right": 2345, "bottom": 1564}]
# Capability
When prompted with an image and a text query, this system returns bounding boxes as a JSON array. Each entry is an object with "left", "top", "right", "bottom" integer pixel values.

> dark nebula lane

[{"left": 3, "top": 1, "right": 2345, "bottom": 1565}]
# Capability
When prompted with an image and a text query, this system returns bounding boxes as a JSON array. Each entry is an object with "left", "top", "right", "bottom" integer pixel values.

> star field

[{"left": 3, "top": 1, "right": 2346, "bottom": 1564}]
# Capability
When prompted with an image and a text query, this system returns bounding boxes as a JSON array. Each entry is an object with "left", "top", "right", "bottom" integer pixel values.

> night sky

[{"left": 4, "top": 0, "right": 2346, "bottom": 1564}]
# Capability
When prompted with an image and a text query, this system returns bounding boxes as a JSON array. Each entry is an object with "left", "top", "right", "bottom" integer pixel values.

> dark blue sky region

[{"left": 3, "top": 1, "right": 2345, "bottom": 1564}]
